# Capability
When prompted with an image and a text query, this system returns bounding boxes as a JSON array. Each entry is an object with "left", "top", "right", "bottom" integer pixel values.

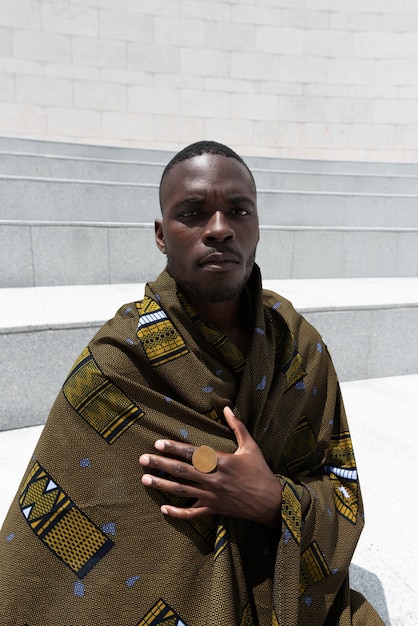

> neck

[{"left": 190, "top": 297, "right": 252, "bottom": 355}]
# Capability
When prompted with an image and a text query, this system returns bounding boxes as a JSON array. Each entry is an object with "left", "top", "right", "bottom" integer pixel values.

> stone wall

[{"left": 1, "top": 0, "right": 418, "bottom": 160}]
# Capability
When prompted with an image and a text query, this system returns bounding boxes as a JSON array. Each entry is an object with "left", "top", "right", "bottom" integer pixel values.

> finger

[
  {"left": 223, "top": 406, "right": 250, "bottom": 449},
  {"left": 153, "top": 439, "right": 195, "bottom": 462},
  {"left": 141, "top": 472, "right": 203, "bottom": 499},
  {"left": 161, "top": 504, "right": 212, "bottom": 519},
  {"left": 139, "top": 453, "right": 194, "bottom": 480}
]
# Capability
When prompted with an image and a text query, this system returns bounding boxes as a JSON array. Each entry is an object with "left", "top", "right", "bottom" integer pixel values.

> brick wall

[{"left": 1, "top": 0, "right": 418, "bottom": 160}]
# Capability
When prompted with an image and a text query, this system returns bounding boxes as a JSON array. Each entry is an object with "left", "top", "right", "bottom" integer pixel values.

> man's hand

[{"left": 139, "top": 407, "right": 282, "bottom": 528}]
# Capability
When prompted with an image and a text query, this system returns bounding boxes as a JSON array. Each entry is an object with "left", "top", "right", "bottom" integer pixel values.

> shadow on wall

[{"left": 349, "top": 563, "right": 390, "bottom": 625}]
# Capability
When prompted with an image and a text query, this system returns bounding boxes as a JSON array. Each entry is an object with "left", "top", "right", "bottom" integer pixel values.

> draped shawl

[{"left": 0, "top": 267, "right": 384, "bottom": 625}]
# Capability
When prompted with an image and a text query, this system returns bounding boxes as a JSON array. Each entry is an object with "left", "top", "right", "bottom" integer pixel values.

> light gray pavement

[{"left": 0, "top": 374, "right": 416, "bottom": 625}]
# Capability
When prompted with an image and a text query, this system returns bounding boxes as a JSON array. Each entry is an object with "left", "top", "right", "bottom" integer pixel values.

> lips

[{"left": 198, "top": 251, "right": 240, "bottom": 267}]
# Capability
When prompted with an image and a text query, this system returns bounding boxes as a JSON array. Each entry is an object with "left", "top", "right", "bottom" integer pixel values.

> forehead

[{"left": 160, "top": 153, "right": 256, "bottom": 207}]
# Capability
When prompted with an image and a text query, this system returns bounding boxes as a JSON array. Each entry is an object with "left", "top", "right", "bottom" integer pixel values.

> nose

[{"left": 203, "top": 211, "right": 235, "bottom": 243}]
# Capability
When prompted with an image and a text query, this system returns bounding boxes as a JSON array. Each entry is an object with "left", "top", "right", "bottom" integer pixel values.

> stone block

[
  {"left": 0, "top": 103, "right": 46, "bottom": 135},
  {"left": 230, "top": 93, "right": 277, "bottom": 121},
  {"left": 281, "top": 8, "right": 330, "bottom": 29},
  {"left": 0, "top": 326, "right": 100, "bottom": 430},
  {"left": 0, "top": 224, "right": 33, "bottom": 287},
  {"left": 204, "top": 117, "right": 254, "bottom": 146},
  {"left": 395, "top": 231, "right": 418, "bottom": 275},
  {"left": 0, "top": 73, "right": 14, "bottom": 102},
  {"left": 108, "top": 226, "right": 165, "bottom": 283},
  {"left": 72, "top": 36, "right": 126, "bottom": 68},
  {"left": 278, "top": 96, "right": 326, "bottom": 122},
  {"left": 129, "top": 85, "right": 180, "bottom": 115},
  {"left": 279, "top": 56, "right": 328, "bottom": 84},
  {"left": 255, "top": 26, "right": 304, "bottom": 55},
  {"left": 12, "top": 29, "right": 71, "bottom": 63},
  {"left": 207, "top": 22, "right": 257, "bottom": 52},
  {"left": 0, "top": 0, "right": 41, "bottom": 29},
  {"left": 231, "top": 4, "right": 281, "bottom": 26},
  {"left": 40, "top": 3, "right": 99, "bottom": 37},
  {"left": 303, "top": 29, "right": 353, "bottom": 58},
  {"left": 327, "top": 58, "right": 376, "bottom": 85},
  {"left": 0, "top": 27, "right": 12, "bottom": 55},
  {"left": 291, "top": 229, "right": 347, "bottom": 278},
  {"left": 256, "top": 228, "right": 294, "bottom": 279},
  {"left": 304, "top": 309, "right": 372, "bottom": 381},
  {"left": 99, "top": 9, "right": 153, "bottom": 41},
  {"left": 127, "top": 0, "right": 179, "bottom": 16},
  {"left": 16, "top": 75, "right": 73, "bottom": 107},
  {"left": 154, "top": 114, "right": 205, "bottom": 143},
  {"left": 47, "top": 107, "right": 102, "bottom": 138},
  {"left": 180, "top": 0, "right": 231, "bottom": 21},
  {"left": 102, "top": 112, "right": 155, "bottom": 141},
  {"left": 231, "top": 51, "right": 281, "bottom": 81},
  {"left": 31, "top": 225, "right": 109, "bottom": 286},
  {"left": 367, "top": 307, "right": 417, "bottom": 378},
  {"left": 153, "top": 16, "right": 206, "bottom": 47},
  {"left": 74, "top": 80, "right": 127, "bottom": 112},
  {"left": 127, "top": 42, "right": 180, "bottom": 73},
  {"left": 180, "top": 49, "right": 230, "bottom": 78},
  {"left": 180, "top": 89, "right": 229, "bottom": 118}
]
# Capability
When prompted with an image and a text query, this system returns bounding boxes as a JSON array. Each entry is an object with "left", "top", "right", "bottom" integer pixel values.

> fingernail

[
  {"left": 142, "top": 474, "right": 152, "bottom": 486},
  {"left": 139, "top": 454, "right": 149, "bottom": 466},
  {"left": 154, "top": 440, "right": 165, "bottom": 451},
  {"left": 161, "top": 506, "right": 168, "bottom": 515}
]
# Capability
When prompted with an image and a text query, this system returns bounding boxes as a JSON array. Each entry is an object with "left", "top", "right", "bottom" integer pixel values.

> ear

[{"left": 154, "top": 219, "right": 167, "bottom": 254}]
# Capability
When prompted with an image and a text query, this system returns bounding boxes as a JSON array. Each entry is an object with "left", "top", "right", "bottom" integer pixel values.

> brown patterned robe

[{"left": 0, "top": 266, "right": 384, "bottom": 625}]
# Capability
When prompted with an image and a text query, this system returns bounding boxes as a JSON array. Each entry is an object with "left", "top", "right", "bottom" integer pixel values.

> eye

[
  {"left": 177, "top": 209, "right": 200, "bottom": 219},
  {"left": 231, "top": 207, "right": 250, "bottom": 216}
]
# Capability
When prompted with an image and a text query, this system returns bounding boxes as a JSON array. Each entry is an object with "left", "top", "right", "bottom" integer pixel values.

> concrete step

[
  {"left": 1, "top": 220, "right": 417, "bottom": 288},
  {"left": 0, "top": 277, "right": 416, "bottom": 430},
  {"left": 3, "top": 373, "right": 416, "bottom": 624},
  {"left": 3, "top": 151, "right": 418, "bottom": 195},
  {"left": 1, "top": 176, "right": 418, "bottom": 227},
  {"left": 4, "top": 135, "right": 418, "bottom": 176}
]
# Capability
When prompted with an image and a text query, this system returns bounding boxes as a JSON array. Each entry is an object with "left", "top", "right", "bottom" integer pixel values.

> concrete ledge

[
  {"left": 1, "top": 374, "right": 417, "bottom": 625},
  {"left": 0, "top": 278, "right": 417, "bottom": 430},
  {"left": 3, "top": 150, "right": 418, "bottom": 195},
  {"left": 2, "top": 176, "right": 418, "bottom": 227},
  {"left": 4, "top": 135, "right": 418, "bottom": 176},
  {"left": 1, "top": 221, "right": 417, "bottom": 287}
]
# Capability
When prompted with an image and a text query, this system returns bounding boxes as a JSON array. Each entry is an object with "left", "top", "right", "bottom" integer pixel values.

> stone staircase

[{"left": 0, "top": 136, "right": 417, "bottom": 430}]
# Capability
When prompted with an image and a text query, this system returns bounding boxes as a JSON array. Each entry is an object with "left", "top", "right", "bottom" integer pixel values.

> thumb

[{"left": 223, "top": 406, "right": 250, "bottom": 450}]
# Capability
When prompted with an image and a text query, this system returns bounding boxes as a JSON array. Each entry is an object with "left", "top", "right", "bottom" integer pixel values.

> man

[{"left": 0, "top": 141, "right": 383, "bottom": 625}]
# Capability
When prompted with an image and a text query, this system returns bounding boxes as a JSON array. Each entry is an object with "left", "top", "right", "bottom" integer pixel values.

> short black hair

[{"left": 159, "top": 140, "right": 255, "bottom": 208}]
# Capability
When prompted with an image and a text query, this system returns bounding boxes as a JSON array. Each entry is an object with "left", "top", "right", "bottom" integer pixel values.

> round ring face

[{"left": 192, "top": 445, "right": 218, "bottom": 473}]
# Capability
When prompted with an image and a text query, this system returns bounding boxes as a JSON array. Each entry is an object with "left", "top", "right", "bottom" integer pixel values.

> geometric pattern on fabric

[
  {"left": 327, "top": 430, "right": 356, "bottom": 469},
  {"left": 213, "top": 522, "right": 229, "bottom": 560},
  {"left": 63, "top": 346, "right": 145, "bottom": 444},
  {"left": 325, "top": 430, "right": 359, "bottom": 524},
  {"left": 161, "top": 493, "right": 217, "bottom": 548},
  {"left": 136, "top": 296, "right": 189, "bottom": 367},
  {"left": 299, "top": 540, "right": 332, "bottom": 597},
  {"left": 136, "top": 598, "right": 189, "bottom": 625},
  {"left": 239, "top": 601, "right": 255, "bottom": 625},
  {"left": 204, "top": 407, "right": 222, "bottom": 423},
  {"left": 179, "top": 292, "right": 246, "bottom": 374},
  {"left": 329, "top": 474, "right": 359, "bottom": 525},
  {"left": 273, "top": 324, "right": 305, "bottom": 388},
  {"left": 281, "top": 479, "right": 303, "bottom": 545},
  {"left": 281, "top": 416, "right": 318, "bottom": 475},
  {"left": 19, "top": 461, "right": 114, "bottom": 579}
]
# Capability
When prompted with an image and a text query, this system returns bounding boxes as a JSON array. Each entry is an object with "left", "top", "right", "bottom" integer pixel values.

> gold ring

[{"left": 192, "top": 445, "right": 218, "bottom": 474}]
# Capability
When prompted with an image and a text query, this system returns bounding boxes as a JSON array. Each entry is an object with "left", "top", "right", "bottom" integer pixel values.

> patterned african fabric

[{"left": 0, "top": 266, "right": 384, "bottom": 626}]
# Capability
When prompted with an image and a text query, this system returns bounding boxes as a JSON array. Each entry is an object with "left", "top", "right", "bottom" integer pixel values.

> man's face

[{"left": 155, "top": 153, "right": 259, "bottom": 304}]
